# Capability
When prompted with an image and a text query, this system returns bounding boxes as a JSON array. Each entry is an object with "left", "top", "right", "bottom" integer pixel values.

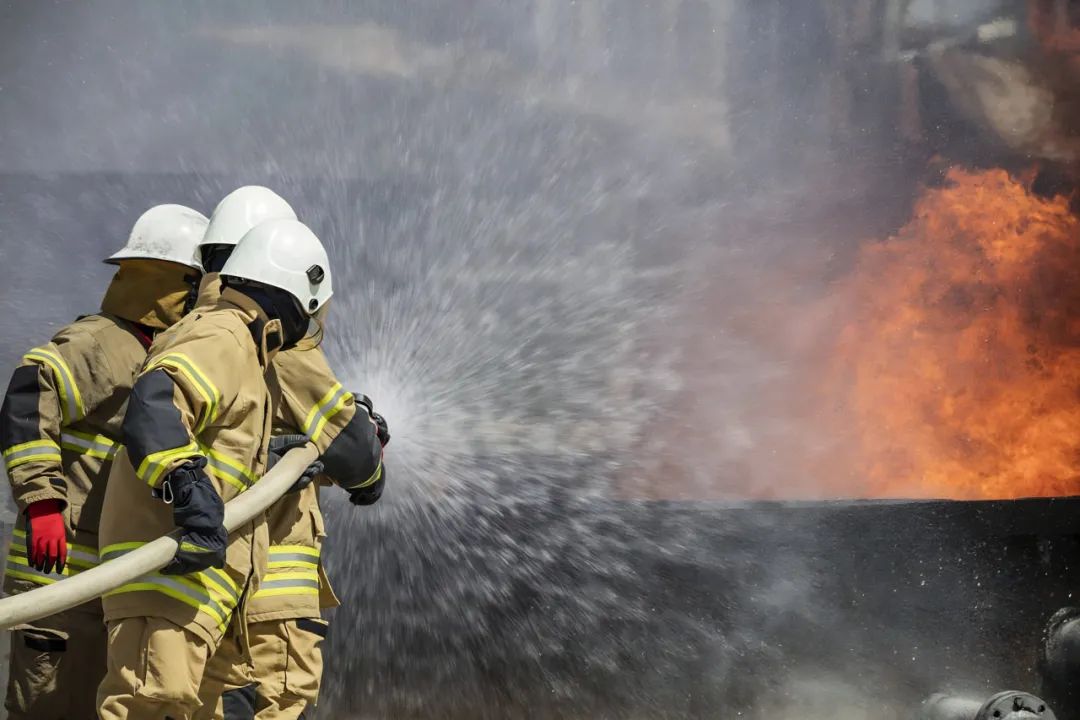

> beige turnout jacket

[
  {"left": 1, "top": 313, "right": 149, "bottom": 593},
  {"left": 195, "top": 273, "right": 384, "bottom": 623}
]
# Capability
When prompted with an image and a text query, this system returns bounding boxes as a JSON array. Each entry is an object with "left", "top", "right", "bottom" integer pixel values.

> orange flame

[{"left": 831, "top": 167, "right": 1080, "bottom": 499}]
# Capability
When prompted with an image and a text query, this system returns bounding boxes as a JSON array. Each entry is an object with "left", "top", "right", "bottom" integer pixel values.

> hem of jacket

[
  {"left": 245, "top": 605, "right": 323, "bottom": 625},
  {"left": 102, "top": 595, "right": 223, "bottom": 647}
]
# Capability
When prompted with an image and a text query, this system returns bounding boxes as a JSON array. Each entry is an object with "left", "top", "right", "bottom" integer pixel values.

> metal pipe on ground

[
  {"left": 1039, "top": 607, "right": 1080, "bottom": 720},
  {"left": 919, "top": 691, "right": 1056, "bottom": 720},
  {"left": 0, "top": 444, "right": 318, "bottom": 630}
]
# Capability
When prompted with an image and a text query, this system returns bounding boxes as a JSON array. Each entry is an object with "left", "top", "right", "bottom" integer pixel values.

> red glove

[{"left": 26, "top": 500, "right": 67, "bottom": 574}]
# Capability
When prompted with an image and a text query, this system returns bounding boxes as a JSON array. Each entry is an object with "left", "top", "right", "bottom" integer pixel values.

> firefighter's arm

[
  {"left": 0, "top": 333, "right": 109, "bottom": 512},
  {"left": 122, "top": 338, "right": 233, "bottom": 575},
  {"left": 321, "top": 401, "right": 385, "bottom": 504},
  {"left": 274, "top": 349, "right": 384, "bottom": 502},
  {"left": 122, "top": 347, "right": 223, "bottom": 489}
]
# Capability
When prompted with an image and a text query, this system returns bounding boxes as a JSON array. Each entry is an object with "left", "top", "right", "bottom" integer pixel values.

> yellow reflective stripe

[
  {"left": 200, "top": 445, "right": 256, "bottom": 492},
  {"left": 60, "top": 430, "right": 120, "bottom": 460},
  {"left": 106, "top": 581, "right": 228, "bottom": 631},
  {"left": 263, "top": 570, "right": 319, "bottom": 581},
  {"left": 147, "top": 354, "right": 220, "bottom": 433},
  {"left": 9, "top": 531, "right": 98, "bottom": 569},
  {"left": 302, "top": 384, "right": 351, "bottom": 443},
  {"left": 5, "top": 568, "right": 60, "bottom": 585},
  {"left": 302, "top": 384, "right": 339, "bottom": 437},
  {"left": 343, "top": 462, "right": 382, "bottom": 491},
  {"left": 100, "top": 542, "right": 145, "bottom": 561},
  {"left": 3, "top": 439, "right": 60, "bottom": 457},
  {"left": 253, "top": 568, "right": 321, "bottom": 599},
  {"left": 101, "top": 543, "right": 237, "bottom": 631},
  {"left": 2, "top": 439, "right": 61, "bottom": 471},
  {"left": 203, "top": 567, "right": 240, "bottom": 602},
  {"left": 5, "top": 554, "right": 89, "bottom": 583},
  {"left": 100, "top": 542, "right": 238, "bottom": 599},
  {"left": 252, "top": 586, "right": 320, "bottom": 598},
  {"left": 135, "top": 441, "right": 200, "bottom": 487},
  {"left": 24, "top": 347, "right": 85, "bottom": 423}
]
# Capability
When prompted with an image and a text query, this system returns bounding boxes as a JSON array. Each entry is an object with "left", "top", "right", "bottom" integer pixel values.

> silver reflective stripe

[
  {"left": 5, "top": 560, "right": 66, "bottom": 582},
  {"left": 103, "top": 546, "right": 238, "bottom": 611},
  {"left": 9, "top": 541, "right": 97, "bottom": 569},
  {"left": 257, "top": 578, "right": 320, "bottom": 592},
  {"left": 3, "top": 444, "right": 60, "bottom": 464},
  {"left": 60, "top": 432, "right": 119, "bottom": 458},
  {"left": 303, "top": 385, "right": 348, "bottom": 437},
  {"left": 124, "top": 574, "right": 228, "bottom": 619},
  {"left": 206, "top": 455, "right": 249, "bottom": 488},
  {"left": 203, "top": 568, "right": 240, "bottom": 603},
  {"left": 267, "top": 552, "right": 319, "bottom": 566}
]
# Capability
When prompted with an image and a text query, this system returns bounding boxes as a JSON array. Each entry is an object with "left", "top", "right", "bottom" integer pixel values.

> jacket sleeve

[
  {"left": 122, "top": 335, "right": 235, "bottom": 489},
  {"left": 272, "top": 348, "right": 383, "bottom": 495},
  {"left": 0, "top": 330, "right": 114, "bottom": 511}
]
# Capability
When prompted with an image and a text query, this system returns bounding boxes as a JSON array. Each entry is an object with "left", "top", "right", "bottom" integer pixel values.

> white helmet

[
  {"left": 105, "top": 204, "right": 208, "bottom": 270},
  {"left": 199, "top": 186, "right": 297, "bottom": 251},
  {"left": 220, "top": 219, "right": 333, "bottom": 314}
]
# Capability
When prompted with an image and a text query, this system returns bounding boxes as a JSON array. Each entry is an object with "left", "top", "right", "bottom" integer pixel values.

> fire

[{"left": 831, "top": 167, "right": 1080, "bottom": 499}]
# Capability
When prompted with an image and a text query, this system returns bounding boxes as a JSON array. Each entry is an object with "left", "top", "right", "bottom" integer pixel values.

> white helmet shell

[
  {"left": 199, "top": 186, "right": 297, "bottom": 251},
  {"left": 105, "top": 204, "right": 208, "bottom": 270},
  {"left": 220, "top": 218, "right": 333, "bottom": 314}
]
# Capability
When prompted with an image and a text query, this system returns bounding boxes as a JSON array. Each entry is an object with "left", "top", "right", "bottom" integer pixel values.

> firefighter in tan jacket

[
  {"left": 0, "top": 204, "right": 208, "bottom": 720},
  {"left": 198, "top": 346, "right": 387, "bottom": 720},
  {"left": 188, "top": 186, "right": 387, "bottom": 719},
  {"left": 95, "top": 218, "right": 334, "bottom": 720}
]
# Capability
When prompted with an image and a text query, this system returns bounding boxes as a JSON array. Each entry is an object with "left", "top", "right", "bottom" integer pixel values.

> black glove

[
  {"left": 348, "top": 464, "right": 386, "bottom": 506},
  {"left": 159, "top": 457, "right": 227, "bottom": 576},
  {"left": 356, "top": 394, "right": 390, "bottom": 446},
  {"left": 267, "top": 434, "right": 324, "bottom": 493}
]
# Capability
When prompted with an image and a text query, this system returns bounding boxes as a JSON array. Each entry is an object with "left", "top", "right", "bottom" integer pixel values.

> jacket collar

[{"left": 216, "top": 287, "right": 283, "bottom": 367}]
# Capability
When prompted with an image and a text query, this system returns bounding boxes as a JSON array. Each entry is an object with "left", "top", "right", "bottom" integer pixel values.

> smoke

[{"left": 0, "top": 1, "right": 1052, "bottom": 718}]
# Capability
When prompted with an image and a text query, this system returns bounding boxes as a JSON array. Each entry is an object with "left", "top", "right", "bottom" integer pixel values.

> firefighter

[
  {"left": 95, "top": 218, "right": 333, "bottom": 720},
  {"left": 0, "top": 204, "right": 208, "bottom": 720},
  {"left": 190, "top": 187, "right": 387, "bottom": 719}
]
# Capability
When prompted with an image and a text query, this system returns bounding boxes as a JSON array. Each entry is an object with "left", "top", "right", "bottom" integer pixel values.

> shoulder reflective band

[
  {"left": 23, "top": 347, "right": 85, "bottom": 424},
  {"left": 2, "top": 439, "right": 61, "bottom": 472},
  {"left": 59, "top": 430, "right": 120, "bottom": 461},
  {"left": 252, "top": 567, "right": 320, "bottom": 599},
  {"left": 6, "top": 529, "right": 99, "bottom": 586},
  {"left": 267, "top": 545, "right": 320, "bottom": 570},
  {"left": 136, "top": 441, "right": 201, "bottom": 487},
  {"left": 101, "top": 543, "right": 240, "bottom": 632},
  {"left": 342, "top": 461, "right": 382, "bottom": 491},
  {"left": 301, "top": 383, "right": 351, "bottom": 443},
  {"left": 147, "top": 353, "right": 221, "bottom": 434}
]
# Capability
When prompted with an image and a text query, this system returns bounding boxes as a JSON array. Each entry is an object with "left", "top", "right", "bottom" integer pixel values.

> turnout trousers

[
  {"left": 195, "top": 617, "right": 328, "bottom": 720},
  {"left": 4, "top": 603, "right": 106, "bottom": 719}
]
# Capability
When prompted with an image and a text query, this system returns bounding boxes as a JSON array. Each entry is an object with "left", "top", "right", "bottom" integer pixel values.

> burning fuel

[{"left": 825, "top": 168, "right": 1080, "bottom": 500}]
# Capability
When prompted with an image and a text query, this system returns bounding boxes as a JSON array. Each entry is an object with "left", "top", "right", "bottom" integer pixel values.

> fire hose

[{"left": 0, "top": 444, "right": 318, "bottom": 630}]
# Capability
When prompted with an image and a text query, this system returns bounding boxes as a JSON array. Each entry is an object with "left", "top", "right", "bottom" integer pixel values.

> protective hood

[
  {"left": 194, "top": 271, "right": 224, "bottom": 311},
  {"left": 100, "top": 259, "right": 201, "bottom": 330}
]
